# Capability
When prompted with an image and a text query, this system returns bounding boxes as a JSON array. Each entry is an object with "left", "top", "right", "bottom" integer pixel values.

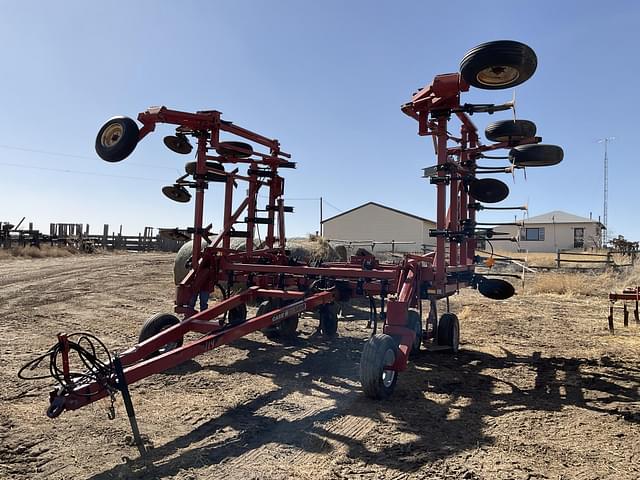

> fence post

[
  {"left": 556, "top": 250, "right": 561, "bottom": 269},
  {"left": 606, "top": 250, "right": 612, "bottom": 267}
]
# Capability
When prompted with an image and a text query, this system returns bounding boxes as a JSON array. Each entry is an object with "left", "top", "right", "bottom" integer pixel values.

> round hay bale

[
  {"left": 174, "top": 239, "right": 207, "bottom": 285},
  {"left": 287, "top": 236, "right": 339, "bottom": 263},
  {"left": 335, "top": 245, "right": 348, "bottom": 262}
]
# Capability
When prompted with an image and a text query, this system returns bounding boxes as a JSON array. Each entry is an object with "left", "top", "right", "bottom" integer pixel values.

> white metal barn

[
  {"left": 494, "top": 210, "right": 604, "bottom": 252},
  {"left": 322, "top": 202, "right": 436, "bottom": 253}
]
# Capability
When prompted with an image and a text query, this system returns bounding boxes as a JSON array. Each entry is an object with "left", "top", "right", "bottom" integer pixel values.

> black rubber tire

[
  {"left": 407, "top": 309, "right": 422, "bottom": 355},
  {"left": 509, "top": 144, "right": 564, "bottom": 167},
  {"left": 164, "top": 135, "right": 193, "bottom": 155},
  {"left": 95, "top": 116, "right": 139, "bottom": 162},
  {"left": 360, "top": 334, "right": 399, "bottom": 399},
  {"left": 185, "top": 161, "right": 226, "bottom": 182},
  {"left": 228, "top": 303, "right": 247, "bottom": 326},
  {"left": 216, "top": 141, "right": 253, "bottom": 158},
  {"left": 138, "top": 313, "right": 184, "bottom": 359},
  {"left": 478, "top": 277, "right": 515, "bottom": 300},
  {"left": 485, "top": 120, "right": 536, "bottom": 143},
  {"left": 259, "top": 300, "right": 299, "bottom": 339},
  {"left": 319, "top": 303, "right": 338, "bottom": 337},
  {"left": 437, "top": 313, "right": 460, "bottom": 353},
  {"left": 460, "top": 40, "right": 537, "bottom": 90},
  {"left": 468, "top": 178, "right": 510, "bottom": 203},
  {"left": 162, "top": 185, "right": 191, "bottom": 203}
]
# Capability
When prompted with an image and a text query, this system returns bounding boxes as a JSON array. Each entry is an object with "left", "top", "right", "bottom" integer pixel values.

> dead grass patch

[{"left": 0, "top": 245, "right": 78, "bottom": 259}]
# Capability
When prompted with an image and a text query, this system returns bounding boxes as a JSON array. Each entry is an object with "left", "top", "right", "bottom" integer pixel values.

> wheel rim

[
  {"left": 476, "top": 65, "right": 520, "bottom": 87},
  {"left": 101, "top": 123, "right": 123, "bottom": 148},
  {"left": 381, "top": 349, "right": 396, "bottom": 387},
  {"left": 158, "top": 341, "right": 179, "bottom": 355}
]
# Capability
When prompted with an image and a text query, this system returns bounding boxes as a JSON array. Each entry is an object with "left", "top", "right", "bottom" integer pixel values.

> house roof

[
  {"left": 322, "top": 202, "right": 435, "bottom": 224},
  {"left": 525, "top": 210, "right": 604, "bottom": 227}
]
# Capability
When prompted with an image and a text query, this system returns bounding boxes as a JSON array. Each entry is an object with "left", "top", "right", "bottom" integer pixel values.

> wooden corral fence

[
  {"left": 555, "top": 249, "right": 636, "bottom": 270},
  {"left": 1, "top": 221, "right": 185, "bottom": 253}
]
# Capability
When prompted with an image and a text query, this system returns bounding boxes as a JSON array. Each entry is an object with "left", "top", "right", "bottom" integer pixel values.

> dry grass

[
  {"left": 491, "top": 248, "right": 632, "bottom": 269},
  {"left": 0, "top": 245, "right": 78, "bottom": 259},
  {"left": 527, "top": 264, "right": 640, "bottom": 297}
]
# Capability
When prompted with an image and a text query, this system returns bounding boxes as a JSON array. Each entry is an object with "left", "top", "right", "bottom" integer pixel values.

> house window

[
  {"left": 574, "top": 228, "right": 584, "bottom": 248},
  {"left": 520, "top": 227, "right": 545, "bottom": 241}
]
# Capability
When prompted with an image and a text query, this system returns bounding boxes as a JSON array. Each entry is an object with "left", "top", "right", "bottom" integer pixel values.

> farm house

[
  {"left": 494, "top": 210, "right": 605, "bottom": 252},
  {"left": 321, "top": 202, "right": 436, "bottom": 253}
]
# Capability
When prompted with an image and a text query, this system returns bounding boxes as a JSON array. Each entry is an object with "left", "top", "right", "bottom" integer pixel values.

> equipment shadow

[{"left": 89, "top": 335, "right": 640, "bottom": 479}]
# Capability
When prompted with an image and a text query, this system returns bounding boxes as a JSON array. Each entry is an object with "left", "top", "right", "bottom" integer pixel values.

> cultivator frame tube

[
  {"left": 50, "top": 287, "right": 334, "bottom": 413},
  {"left": 47, "top": 105, "right": 440, "bottom": 416}
]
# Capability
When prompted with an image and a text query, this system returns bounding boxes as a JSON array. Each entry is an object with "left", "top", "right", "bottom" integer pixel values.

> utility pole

[
  {"left": 597, "top": 137, "right": 615, "bottom": 247},
  {"left": 319, "top": 196, "right": 323, "bottom": 237}
]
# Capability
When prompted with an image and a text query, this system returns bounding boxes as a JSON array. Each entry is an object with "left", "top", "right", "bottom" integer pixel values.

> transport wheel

[
  {"left": 259, "top": 300, "right": 299, "bottom": 340},
  {"left": 407, "top": 309, "right": 422, "bottom": 355},
  {"left": 468, "top": 178, "right": 509, "bottom": 203},
  {"left": 138, "top": 313, "right": 184, "bottom": 359},
  {"left": 509, "top": 144, "right": 564, "bottom": 167},
  {"left": 164, "top": 135, "right": 193, "bottom": 154},
  {"left": 185, "top": 161, "right": 226, "bottom": 182},
  {"left": 319, "top": 303, "right": 338, "bottom": 337},
  {"left": 485, "top": 120, "right": 536, "bottom": 143},
  {"left": 436, "top": 313, "right": 460, "bottom": 353},
  {"left": 460, "top": 40, "right": 537, "bottom": 90},
  {"left": 228, "top": 304, "right": 247, "bottom": 326},
  {"left": 216, "top": 141, "right": 253, "bottom": 158},
  {"left": 95, "top": 116, "right": 139, "bottom": 162},
  {"left": 360, "top": 334, "right": 399, "bottom": 399},
  {"left": 477, "top": 277, "right": 515, "bottom": 300}
]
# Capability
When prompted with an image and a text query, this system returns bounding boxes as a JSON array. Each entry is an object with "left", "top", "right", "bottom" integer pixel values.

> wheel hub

[
  {"left": 101, "top": 124, "right": 123, "bottom": 147},
  {"left": 477, "top": 65, "right": 520, "bottom": 87}
]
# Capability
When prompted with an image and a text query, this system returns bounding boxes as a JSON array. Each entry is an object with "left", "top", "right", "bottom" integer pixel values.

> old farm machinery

[{"left": 20, "top": 41, "right": 562, "bottom": 450}]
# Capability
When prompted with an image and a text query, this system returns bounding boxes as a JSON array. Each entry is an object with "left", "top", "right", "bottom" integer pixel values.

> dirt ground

[{"left": 1, "top": 252, "right": 639, "bottom": 480}]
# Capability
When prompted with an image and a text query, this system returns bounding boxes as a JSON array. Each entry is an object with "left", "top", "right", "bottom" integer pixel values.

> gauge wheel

[
  {"left": 216, "top": 141, "right": 253, "bottom": 158},
  {"left": 138, "top": 313, "right": 183, "bottom": 359},
  {"left": 485, "top": 120, "right": 537, "bottom": 143},
  {"left": 95, "top": 116, "right": 139, "bottom": 162},
  {"left": 228, "top": 303, "right": 248, "bottom": 326},
  {"left": 509, "top": 144, "right": 564, "bottom": 167},
  {"left": 460, "top": 40, "right": 537, "bottom": 90},
  {"left": 436, "top": 313, "right": 460, "bottom": 353},
  {"left": 407, "top": 309, "right": 422, "bottom": 356},
  {"left": 319, "top": 303, "right": 338, "bottom": 337},
  {"left": 468, "top": 178, "right": 510, "bottom": 203},
  {"left": 185, "top": 161, "right": 226, "bottom": 182},
  {"left": 162, "top": 185, "right": 191, "bottom": 203},
  {"left": 259, "top": 300, "right": 299, "bottom": 340},
  {"left": 360, "top": 334, "right": 399, "bottom": 399}
]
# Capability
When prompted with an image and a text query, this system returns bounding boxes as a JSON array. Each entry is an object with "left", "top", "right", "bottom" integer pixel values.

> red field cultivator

[{"left": 20, "top": 41, "right": 562, "bottom": 452}]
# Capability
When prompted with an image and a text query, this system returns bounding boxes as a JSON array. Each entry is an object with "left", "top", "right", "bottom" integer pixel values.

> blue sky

[{"left": 1, "top": 1, "right": 638, "bottom": 240}]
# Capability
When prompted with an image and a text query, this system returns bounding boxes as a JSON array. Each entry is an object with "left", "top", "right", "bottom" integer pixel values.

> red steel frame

[{"left": 47, "top": 73, "right": 537, "bottom": 416}]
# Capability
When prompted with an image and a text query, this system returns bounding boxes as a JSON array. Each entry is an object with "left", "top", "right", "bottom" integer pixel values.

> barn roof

[
  {"left": 525, "top": 210, "right": 604, "bottom": 227},
  {"left": 322, "top": 202, "right": 435, "bottom": 224}
]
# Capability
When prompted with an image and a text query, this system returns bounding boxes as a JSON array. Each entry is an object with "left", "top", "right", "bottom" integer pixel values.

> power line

[
  {"left": 0, "top": 144, "right": 181, "bottom": 171},
  {"left": 0, "top": 161, "right": 166, "bottom": 182},
  {"left": 323, "top": 199, "right": 342, "bottom": 212}
]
